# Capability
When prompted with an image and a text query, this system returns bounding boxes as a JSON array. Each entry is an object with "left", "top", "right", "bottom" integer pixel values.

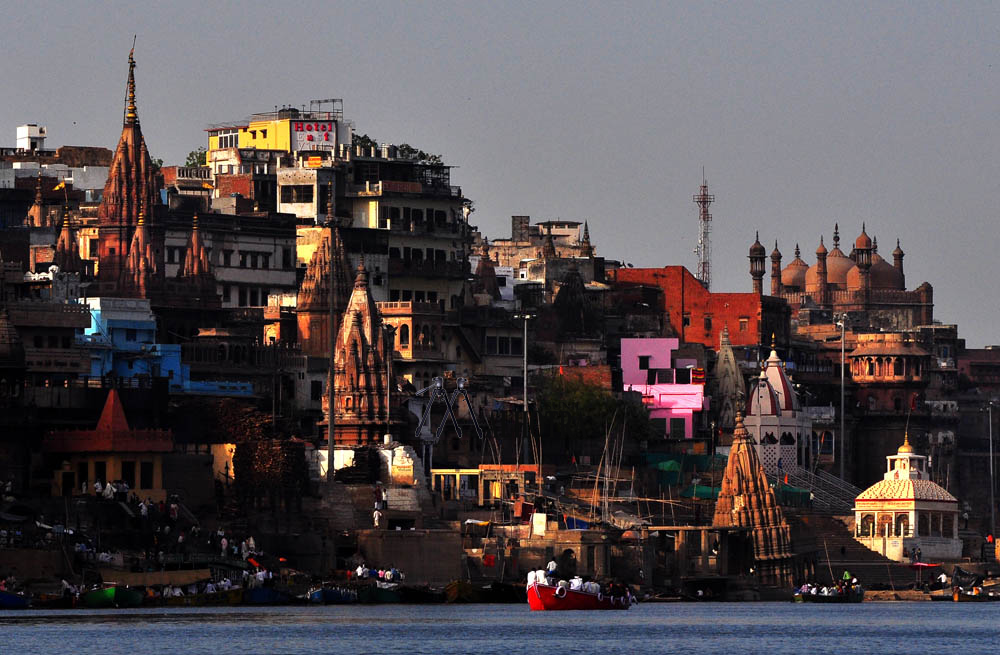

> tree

[
  {"left": 185, "top": 147, "right": 207, "bottom": 167},
  {"left": 397, "top": 143, "right": 442, "bottom": 164},
  {"left": 352, "top": 133, "right": 378, "bottom": 150},
  {"left": 534, "top": 375, "right": 651, "bottom": 461}
]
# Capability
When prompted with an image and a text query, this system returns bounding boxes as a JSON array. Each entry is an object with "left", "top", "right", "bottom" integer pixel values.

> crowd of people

[
  {"left": 796, "top": 570, "right": 861, "bottom": 596},
  {"left": 353, "top": 563, "right": 403, "bottom": 583}
]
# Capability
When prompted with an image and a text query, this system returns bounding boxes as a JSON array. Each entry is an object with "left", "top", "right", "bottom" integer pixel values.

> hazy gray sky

[{"left": 4, "top": 1, "right": 998, "bottom": 346}]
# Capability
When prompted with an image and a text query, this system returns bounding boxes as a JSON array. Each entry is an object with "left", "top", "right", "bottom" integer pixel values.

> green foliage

[
  {"left": 150, "top": 158, "right": 163, "bottom": 173},
  {"left": 184, "top": 147, "right": 207, "bottom": 167},
  {"left": 535, "top": 375, "right": 650, "bottom": 447},
  {"left": 352, "top": 133, "right": 378, "bottom": 149},
  {"left": 397, "top": 143, "right": 443, "bottom": 164}
]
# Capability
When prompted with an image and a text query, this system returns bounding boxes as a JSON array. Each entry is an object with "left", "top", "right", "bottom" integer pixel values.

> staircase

[
  {"left": 775, "top": 466, "right": 863, "bottom": 513},
  {"left": 791, "top": 513, "right": 925, "bottom": 588}
]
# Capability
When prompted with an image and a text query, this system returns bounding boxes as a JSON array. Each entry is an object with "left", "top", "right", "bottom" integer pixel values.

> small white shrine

[
  {"left": 853, "top": 435, "right": 962, "bottom": 562},
  {"left": 743, "top": 343, "right": 811, "bottom": 474}
]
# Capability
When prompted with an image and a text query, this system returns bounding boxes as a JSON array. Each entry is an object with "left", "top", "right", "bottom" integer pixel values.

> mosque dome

[
  {"left": 847, "top": 252, "right": 905, "bottom": 290},
  {"left": 824, "top": 249, "right": 856, "bottom": 287},
  {"left": 855, "top": 225, "right": 872, "bottom": 250},
  {"left": 749, "top": 235, "right": 766, "bottom": 258},
  {"left": 781, "top": 244, "right": 808, "bottom": 290}
]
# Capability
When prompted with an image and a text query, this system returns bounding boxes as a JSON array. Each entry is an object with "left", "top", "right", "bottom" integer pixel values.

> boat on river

[
  {"left": 793, "top": 587, "right": 865, "bottom": 603},
  {"left": 163, "top": 588, "right": 244, "bottom": 607},
  {"left": 0, "top": 590, "right": 30, "bottom": 609},
  {"left": 526, "top": 581, "right": 632, "bottom": 611},
  {"left": 81, "top": 586, "right": 144, "bottom": 609}
]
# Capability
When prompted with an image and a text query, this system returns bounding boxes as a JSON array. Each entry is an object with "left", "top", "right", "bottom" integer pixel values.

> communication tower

[{"left": 693, "top": 171, "right": 714, "bottom": 290}]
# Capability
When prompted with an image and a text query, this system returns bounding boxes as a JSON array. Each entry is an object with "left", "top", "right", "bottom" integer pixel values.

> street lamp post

[
  {"left": 989, "top": 401, "right": 996, "bottom": 538},
  {"left": 514, "top": 312, "right": 535, "bottom": 469},
  {"left": 836, "top": 315, "right": 846, "bottom": 481}
]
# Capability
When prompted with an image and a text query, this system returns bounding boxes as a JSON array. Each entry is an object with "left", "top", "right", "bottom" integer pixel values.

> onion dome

[
  {"left": 781, "top": 244, "right": 808, "bottom": 289},
  {"left": 771, "top": 241, "right": 782, "bottom": 260},
  {"left": 892, "top": 239, "right": 904, "bottom": 258},
  {"left": 855, "top": 223, "right": 872, "bottom": 250},
  {"left": 749, "top": 232, "right": 766, "bottom": 258}
]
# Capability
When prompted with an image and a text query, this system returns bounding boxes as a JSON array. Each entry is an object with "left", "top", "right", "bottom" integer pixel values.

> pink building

[{"left": 621, "top": 338, "right": 706, "bottom": 439}]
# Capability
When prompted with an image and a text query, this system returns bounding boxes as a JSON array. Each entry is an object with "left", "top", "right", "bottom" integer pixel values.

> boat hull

[
  {"left": 793, "top": 590, "right": 864, "bottom": 603},
  {"left": 526, "top": 582, "right": 631, "bottom": 611},
  {"left": 0, "top": 590, "right": 30, "bottom": 609}
]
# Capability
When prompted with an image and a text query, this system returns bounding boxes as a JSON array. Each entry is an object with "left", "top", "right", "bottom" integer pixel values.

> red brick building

[{"left": 610, "top": 265, "right": 790, "bottom": 351}]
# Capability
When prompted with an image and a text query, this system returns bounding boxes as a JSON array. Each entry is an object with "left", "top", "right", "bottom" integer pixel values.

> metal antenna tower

[{"left": 693, "top": 170, "right": 714, "bottom": 290}]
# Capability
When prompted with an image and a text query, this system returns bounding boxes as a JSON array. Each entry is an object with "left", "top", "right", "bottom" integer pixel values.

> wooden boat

[
  {"left": 0, "top": 590, "right": 30, "bottom": 609},
  {"left": 81, "top": 586, "right": 144, "bottom": 609},
  {"left": 397, "top": 585, "right": 446, "bottom": 604},
  {"left": 526, "top": 581, "right": 632, "bottom": 611},
  {"left": 31, "top": 593, "right": 76, "bottom": 609},
  {"left": 308, "top": 587, "right": 358, "bottom": 604},
  {"left": 951, "top": 588, "right": 1000, "bottom": 602},
  {"left": 243, "top": 586, "right": 292, "bottom": 605},
  {"left": 793, "top": 588, "right": 865, "bottom": 603},
  {"left": 164, "top": 588, "right": 243, "bottom": 607},
  {"left": 357, "top": 582, "right": 402, "bottom": 604}
]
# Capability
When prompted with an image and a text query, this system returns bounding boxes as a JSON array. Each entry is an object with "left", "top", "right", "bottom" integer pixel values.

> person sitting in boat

[{"left": 204, "top": 581, "right": 217, "bottom": 594}]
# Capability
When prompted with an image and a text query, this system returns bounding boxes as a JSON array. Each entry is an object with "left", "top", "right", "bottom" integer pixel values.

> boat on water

[
  {"left": 525, "top": 572, "right": 632, "bottom": 612},
  {"left": 948, "top": 588, "right": 1000, "bottom": 602},
  {"left": 0, "top": 590, "right": 30, "bottom": 609},
  {"left": 792, "top": 588, "right": 865, "bottom": 603},
  {"left": 81, "top": 586, "right": 144, "bottom": 609},
  {"left": 357, "top": 582, "right": 402, "bottom": 604},
  {"left": 163, "top": 588, "right": 244, "bottom": 607},
  {"left": 308, "top": 586, "right": 358, "bottom": 605}
]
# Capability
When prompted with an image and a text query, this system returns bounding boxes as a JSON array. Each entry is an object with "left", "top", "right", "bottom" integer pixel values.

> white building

[
  {"left": 743, "top": 345, "right": 812, "bottom": 474},
  {"left": 852, "top": 436, "right": 961, "bottom": 562}
]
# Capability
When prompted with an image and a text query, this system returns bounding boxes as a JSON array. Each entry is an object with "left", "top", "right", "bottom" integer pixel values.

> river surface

[{"left": 2, "top": 602, "right": 997, "bottom": 654}]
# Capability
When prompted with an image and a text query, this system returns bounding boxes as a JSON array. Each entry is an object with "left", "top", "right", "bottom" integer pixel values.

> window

[
  {"left": 282, "top": 248, "right": 291, "bottom": 269},
  {"left": 239, "top": 252, "right": 247, "bottom": 268},
  {"left": 223, "top": 285, "right": 231, "bottom": 302},
  {"left": 427, "top": 291, "right": 438, "bottom": 303},
  {"left": 238, "top": 287, "right": 247, "bottom": 307},
  {"left": 414, "top": 290, "right": 425, "bottom": 302},
  {"left": 89, "top": 240, "right": 99, "bottom": 258},
  {"left": 739, "top": 317, "right": 749, "bottom": 332},
  {"left": 399, "top": 325, "right": 410, "bottom": 347},
  {"left": 675, "top": 368, "right": 691, "bottom": 384},
  {"left": 94, "top": 461, "right": 107, "bottom": 485},
  {"left": 511, "top": 337, "right": 523, "bottom": 355},
  {"left": 638, "top": 356, "right": 651, "bottom": 370},
  {"left": 485, "top": 336, "right": 498, "bottom": 354},
  {"left": 126, "top": 329, "right": 137, "bottom": 342},
  {"left": 669, "top": 418, "right": 686, "bottom": 439},
  {"left": 497, "top": 337, "right": 511, "bottom": 355},
  {"left": 389, "top": 289, "right": 400, "bottom": 301},
  {"left": 704, "top": 315, "right": 712, "bottom": 332},
  {"left": 311, "top": 380, "right": 323, "bottom": 401},
  {"left": 121, "top": 461, "right": 136, "bottom": 488},
  {"left": 402, "top": 290, "right": 412, "bottom": 301},
  {"left": 250, "top": 253, "right": 258, "bottom": 269},
  {"left": 280, "top": 185, "right": 314, "bottom": 204},
  {"left": 682, "top": 314, "right": 691, "bottom": 327},
  {"left": 139, "top": 462, "right": 153, "bottom": 489}
]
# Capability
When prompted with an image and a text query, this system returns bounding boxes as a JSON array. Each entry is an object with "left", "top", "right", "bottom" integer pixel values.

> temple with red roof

[{"left": 44, "top": 389, "right": 174, "bottom": 499}]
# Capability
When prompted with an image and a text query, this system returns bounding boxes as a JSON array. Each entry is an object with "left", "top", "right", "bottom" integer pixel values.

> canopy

[{"left": 679, "top": 484, "right": 719, "bottom": 499}]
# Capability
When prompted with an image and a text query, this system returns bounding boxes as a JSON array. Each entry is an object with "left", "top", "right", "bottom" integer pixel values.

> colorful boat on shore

[{"left": 526, "top": 581, "right": 632, "bottom": 611}]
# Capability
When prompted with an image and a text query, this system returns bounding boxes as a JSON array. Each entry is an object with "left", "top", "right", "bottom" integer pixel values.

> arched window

[
  {"left": 867, "top": 359, "right": 875, "bottom": 376},
  {"left": 895, "top": 513, "right": 909, "bottom": 537},
  {"left": 344, "top": 397, "right": 352, "bottom": 411},
  {"left": 399, "top": 324, "right": 410, "bottom": 347},
  {"left": 860, "top": 514, "right": 876, "bottom": 537},
  {"left": 893, "top": 358, "right": 904, "bottom": 376}
]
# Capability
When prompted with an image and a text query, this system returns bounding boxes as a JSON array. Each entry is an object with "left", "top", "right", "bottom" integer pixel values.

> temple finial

[
  {"left": 833, "top": 223, "right": 840, "bottom": 248},
  {"left": 125, "top": 39, "right": 138, "bottom": 125}
]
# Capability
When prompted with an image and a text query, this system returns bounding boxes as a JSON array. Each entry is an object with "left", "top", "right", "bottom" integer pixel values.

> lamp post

[
  {"left": 989, "top": 401, "right": 996, "bottom": 538},
  {"left": 514, "top": 312, "right": 535, "bottom": 470},
  {"left": 835, "top": 315, "right": 846, "bottom": 481}
]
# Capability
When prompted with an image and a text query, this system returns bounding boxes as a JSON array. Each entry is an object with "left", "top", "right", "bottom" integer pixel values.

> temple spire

[{"left": 125, "top": 40, "right": 138, "bottom": 125}]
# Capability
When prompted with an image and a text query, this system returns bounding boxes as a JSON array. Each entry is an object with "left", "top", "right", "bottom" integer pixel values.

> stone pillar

[{"left": 700, "top": 529, "right": 711, "bottom": 572}]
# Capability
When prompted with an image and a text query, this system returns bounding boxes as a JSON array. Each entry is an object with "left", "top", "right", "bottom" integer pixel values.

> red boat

[{"left": 526, "top": 581, "right": 632, "bottom": 611}]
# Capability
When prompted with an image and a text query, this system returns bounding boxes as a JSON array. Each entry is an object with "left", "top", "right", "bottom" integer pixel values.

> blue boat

[
  {"left": 0, "top": 590, "right": 30, "bottom": 609},
  {"left": 308, "top": 587, "right": 357, "bottom": 604}
]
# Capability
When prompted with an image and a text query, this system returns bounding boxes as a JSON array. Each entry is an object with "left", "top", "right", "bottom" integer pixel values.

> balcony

[{"left": 378, "top": 301, "right": 444, "bottom": 317}]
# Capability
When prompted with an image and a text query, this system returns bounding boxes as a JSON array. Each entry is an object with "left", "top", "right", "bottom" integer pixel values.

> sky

[{"left": 3, "top": 1, "right": 998, "bottom": 346}]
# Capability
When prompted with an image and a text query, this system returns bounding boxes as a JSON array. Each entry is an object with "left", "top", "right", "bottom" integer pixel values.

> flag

[
  {"left": 783, "top": 473, "right": 789, "bottom": 485},
  {"left": 201, "top": 182, "right": 214, "bottom": 189},
  {"left": 53, "top": 181, "right": 65, "bottom": 191}
]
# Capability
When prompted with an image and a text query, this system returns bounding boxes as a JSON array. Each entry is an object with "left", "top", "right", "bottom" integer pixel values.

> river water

[{"left": 2, "top": 602, "right": 996, "bottom": 654}]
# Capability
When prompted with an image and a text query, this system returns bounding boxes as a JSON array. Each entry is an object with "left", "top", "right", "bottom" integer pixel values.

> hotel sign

[{"left": 292, "top": 121, "right": 336, "bottom": 151}]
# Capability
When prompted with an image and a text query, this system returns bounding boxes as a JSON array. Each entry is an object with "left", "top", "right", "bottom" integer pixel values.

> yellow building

[
  {"left": 43, "top": 390, "right": 174, "bottom": 501},
  {"left": 206, "top": 103, "right": 350, "bottom": 158}
]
